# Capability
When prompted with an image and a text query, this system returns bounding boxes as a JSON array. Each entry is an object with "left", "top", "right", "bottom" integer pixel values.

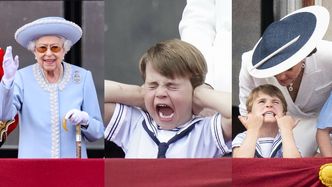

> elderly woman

[
  {"left": 0, "top": 17, "right": 104, "bottom": 158},
  {"left": 238, "top": 6, "right": 332, "bottom": 157}
]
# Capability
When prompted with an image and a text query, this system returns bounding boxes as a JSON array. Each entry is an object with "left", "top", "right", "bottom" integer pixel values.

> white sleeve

[
  {"left": 232, "top": 132, "right": 247, "bottom": 149},
  {"left": 239, "top": 51, "right": 256, "bottom": 116},
  {"left": 0, "top": 73, "right": 20, "bottom": 120},
  {"left": 179, "top": 0, "right": 233, "bottom": 92},
  {"left": 179, "top": 0, "right": 216, "bottom": 52},
  {"left": 211, "top": 113, "right": 231, "bottom": 155},
  {"left": 104, "top": 103, "right": 128, "bottom": 141},
  {"left": 104, "top": 104, "right": 144, "bottom": 153}
]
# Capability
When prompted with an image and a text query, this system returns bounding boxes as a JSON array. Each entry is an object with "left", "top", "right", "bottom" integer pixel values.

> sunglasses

[{"left": 36, "top": 45, "right": 62, "bottom": 53}]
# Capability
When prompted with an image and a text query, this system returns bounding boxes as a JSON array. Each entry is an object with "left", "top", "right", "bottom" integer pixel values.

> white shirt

[
  {"left": 232, "top": 132, "right": 283, "bottom": 158},
  {"left": 104, "top": 104, "right": 231, "bottom": 158}
]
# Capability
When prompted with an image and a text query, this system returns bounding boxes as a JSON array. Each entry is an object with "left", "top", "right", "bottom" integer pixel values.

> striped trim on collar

[{"left": 255, "top": 133, "right": 282, "bottom": 158}]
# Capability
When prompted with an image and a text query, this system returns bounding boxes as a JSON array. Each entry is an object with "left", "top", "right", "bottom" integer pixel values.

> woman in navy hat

[
  {"left": 0, "top": 17, "right": 104, "bottom": 158},
  {"left": 238, "top": 5, "right": 332, "bottom": 157}
]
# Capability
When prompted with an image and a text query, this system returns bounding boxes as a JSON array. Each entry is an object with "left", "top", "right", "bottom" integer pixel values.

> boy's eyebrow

[
  {"left": 256, "top": 97, "right": 266, "bottom": 101},
  {"left": 256, "top": 97, "right": 281, "bottom": 102},
  {"left": 145, "top": 80, "right": 158, "bottom": 84},
  {"left": 272, "top": 98, "right": 281, "bottom": 102},
  {"left": 165, "top": 82, "right": 179, "bottom": 86}
]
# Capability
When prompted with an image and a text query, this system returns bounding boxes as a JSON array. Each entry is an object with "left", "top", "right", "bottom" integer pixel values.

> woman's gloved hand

[
  {"left": 65, "top": 109, "right": 90, "bottom": 126},
  {"left": 2, "top": 46, "right": 19, "bottom": 87}
]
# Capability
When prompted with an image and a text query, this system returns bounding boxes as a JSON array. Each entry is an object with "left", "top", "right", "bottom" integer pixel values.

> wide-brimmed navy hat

[
  {"left": 248, "top": 6, "right": 329, "bottom": 78},
  {"left": 15, "top": 17, "right": 82, "bottom": 49}
]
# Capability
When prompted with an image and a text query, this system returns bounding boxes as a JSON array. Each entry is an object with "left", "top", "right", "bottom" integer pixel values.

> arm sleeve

[
  {"left": 81, "top": 71, "right": 104, "bottom": 141},
  {"left": 239, "top": 51, "right": 257, "bottom": 116},
  {"left": 104, "top": 103, "right": 128, "bottom": 142},
  {"left": 0, "top": 72, "right": 22, "bottom": 120},
  {"left": 232, "top": 132, "right": 246, "bottom": 149},
  {"left": 179, "top": 0, "right": 216, "bottom": 52},
  {"left": 211, "top": 113, "right": 231, "bottom": 155},
  {"left": 104, "top": 103, "right": 143, "bottom": 153}
]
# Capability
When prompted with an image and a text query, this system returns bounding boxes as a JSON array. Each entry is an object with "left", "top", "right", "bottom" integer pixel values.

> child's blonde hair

[
  {"left": 246, "top": 84, "right": 287, "bottom": 114},
  {"left": 139, "top": 39, "right": 207, "bottom": 88}
]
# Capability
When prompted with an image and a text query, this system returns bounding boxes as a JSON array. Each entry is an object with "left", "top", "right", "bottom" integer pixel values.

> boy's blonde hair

[
  {"left": 246, "top": 84, "right": 287, "bottom": 114},
  {"left": 139, "top": 39, "right": 207, "bottom": 88}
]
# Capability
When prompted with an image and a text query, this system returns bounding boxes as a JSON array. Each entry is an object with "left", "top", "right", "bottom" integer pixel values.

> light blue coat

[{"left": 0, "top": 62, "right": 104, "bottom": 158}]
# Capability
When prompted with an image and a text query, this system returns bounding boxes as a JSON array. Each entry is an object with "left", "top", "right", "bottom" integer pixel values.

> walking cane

[
  {"left": 62, "top": 118, "right": 81, "bottom": 158},
  {"left": 75, "top": 124, "right": 81, "bottom": 158}
]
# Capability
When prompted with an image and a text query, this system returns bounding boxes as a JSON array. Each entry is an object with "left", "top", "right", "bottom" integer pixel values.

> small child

[
  {"left": 232, "top": 84, "right": 301, "bottom": 158},
  {"left": 317, "top": 92, "right": 332, "bottom": 157},
  {"left": 104, "top": 39, "right": 231, "bottom": 158}
]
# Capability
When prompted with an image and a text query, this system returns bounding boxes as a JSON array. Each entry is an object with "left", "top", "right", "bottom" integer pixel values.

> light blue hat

[{"left": 15, "top": 17, "right": 82, "bottom": 48}]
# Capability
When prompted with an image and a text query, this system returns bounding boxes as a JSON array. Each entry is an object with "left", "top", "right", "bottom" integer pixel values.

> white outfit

[
  {"left": 238, "top": 40, "right": 332, "bottom": 157},
  {"left": 104, "top": 104, "right": 231, "bottom": 158},
  {"left": 232, "top": 132, "right": 283, "bottom": 158},
  {"left": 179, "top": 0, "right": 231, "bottom": 92}
]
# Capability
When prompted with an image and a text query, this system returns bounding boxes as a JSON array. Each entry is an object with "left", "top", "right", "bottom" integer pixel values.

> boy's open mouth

[
  {"left": 156, "top": 104, "right": 174, "bottom": 119},
  {"left": 263, "top": 111, "right": 276, "bottom": 117}
]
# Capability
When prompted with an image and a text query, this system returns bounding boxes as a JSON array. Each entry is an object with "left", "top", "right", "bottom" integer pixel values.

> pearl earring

[{"left": 302, "top": 62, "right": 305, "bottom": 69}]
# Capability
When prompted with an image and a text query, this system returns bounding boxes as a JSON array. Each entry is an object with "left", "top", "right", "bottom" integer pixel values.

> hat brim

[
  {"left": 248, "top": 6, "right": 329, "bottom": 78},
  {"left": 15, "top": 17, "right": 82, "bottom": 49}
]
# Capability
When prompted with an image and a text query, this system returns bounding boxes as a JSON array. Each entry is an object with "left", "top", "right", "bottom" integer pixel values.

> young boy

[
  {"left": 317, "top": 92, "right": 332, "bottom": 157},
  {"left": 232, "top": 84, "right": 301, "bottom": 158},
  {"left": 104, "top": 39, "right": 231, "bottom": 158}
]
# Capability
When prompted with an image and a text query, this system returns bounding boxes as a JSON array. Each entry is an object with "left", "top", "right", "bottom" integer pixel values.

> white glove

[
  {"left": 2, "top": 46, "right": 19, "bottom": 87},
  {"left": 65, "top": 109, "right": 90, "bottom": 126}
]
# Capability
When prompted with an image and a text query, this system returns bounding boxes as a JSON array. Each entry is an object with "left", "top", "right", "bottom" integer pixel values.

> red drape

[
  {"left": 0, "top": 48, "right": 4, "bottom": 76},
  {"left": 233, "top": 158, "right": 332, "bottom": 187},
  {"left": 105, "top": 158, "right": 232, "bottom": 187},
  {"left": 2, "top": 158, "right": 332, "bottom": 186},
  {"left": 0, "top": 159, "right": 104, "bottom": 187}
]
